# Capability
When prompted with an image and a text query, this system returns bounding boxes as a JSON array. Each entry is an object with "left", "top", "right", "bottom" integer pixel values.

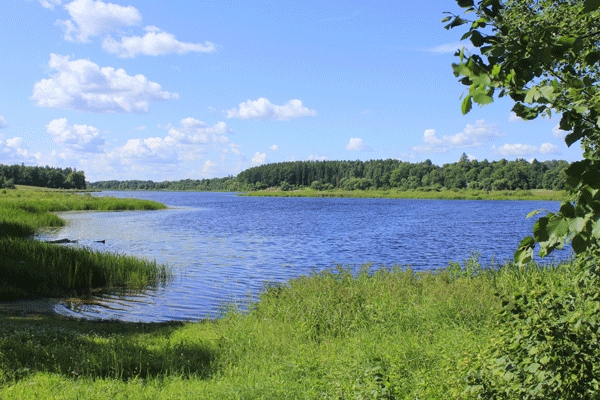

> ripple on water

[{"left": 35, "top": 192, "right": 570, "bottom": 322}]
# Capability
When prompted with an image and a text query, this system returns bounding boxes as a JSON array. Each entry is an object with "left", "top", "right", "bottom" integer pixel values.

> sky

[{"left": 0, "top": 0, "right": 582, "bottom": 182}]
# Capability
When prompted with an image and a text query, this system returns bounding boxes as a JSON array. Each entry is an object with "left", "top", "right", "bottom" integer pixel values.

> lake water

[{"left": 36, "top": 192, "right": 569, "bottom": 322}]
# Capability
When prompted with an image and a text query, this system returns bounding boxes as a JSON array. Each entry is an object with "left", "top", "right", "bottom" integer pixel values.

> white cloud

[
  {"left": 0, "top": 134, "right": 36, "bottom": 164},
  {"left": 508, "top": 112, "right": 523, "bottom": 122},
  {"left": 201, "top": 160, "right": 218, "bottom": 176},
  {"left": 345, "top": 137, "right": 373, "bottom": 151},
  {"left": 307, "top": 154, "right": 327, "bottom": 161},
  {"left": 38, "top": 0, "right": 62, "bottom": 9},
  {"left": 540, "top": 142, "right": 561, "bottom": 154},
  {"left": 46, "top": 118, "right": 106, "bottom": 153},
  {"left": 226, "top": 98, "right": 316, "bottom": 121},
  {"left": 251, "top": 152, "right": 267, "bottom": 165},
  {"left": 427, "top": 42, "right": 474, "bottom": 54},
  {"left": 269, "top": 144, "right": 279, "bottom": 151},
  {"left": 103, "top": 26, "right": 215, "bottom": 57},
  {"left": 492, "top": 142, "right": 561, "bottom": 157},
  {"left": 0, "top": 116, "right": 7, "bottom": 129},
  {"left": 32, "top": 54, "right": 177, "bottom": 113},
  {"left": 413, "top": 120, "right": 503, "bottom": 154},
  {"left": 553, "top": 123, "right": 567, "bottom": 138},
  {"left": 57, "top": 0, "right": 142, "bottom": 43}
]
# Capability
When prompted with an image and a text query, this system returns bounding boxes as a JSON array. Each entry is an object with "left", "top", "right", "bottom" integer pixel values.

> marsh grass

[
  {"left": 0, "top": 188, "right": 169, "bottom": 299},
  {"left": 0, "top": 258, "right": 574, "bottom": 399},
  {"left": 241, "top": 188, "right": 568, "bottom": 201}
]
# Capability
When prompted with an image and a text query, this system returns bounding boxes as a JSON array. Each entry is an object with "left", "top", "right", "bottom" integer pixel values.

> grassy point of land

[
  {"left": 240, "top": 188, "right": 568, "bottom": 201},
  {"left": 0, "top": 187, "right": 169, "bottom": 300}
]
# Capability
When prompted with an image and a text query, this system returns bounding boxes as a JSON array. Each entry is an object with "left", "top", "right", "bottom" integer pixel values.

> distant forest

[
  {"left": 0, "top": 164, "right": 86, "bottom": 190},
  {"left": 88, "top": 155, "right": 569, "bottom": 192}
]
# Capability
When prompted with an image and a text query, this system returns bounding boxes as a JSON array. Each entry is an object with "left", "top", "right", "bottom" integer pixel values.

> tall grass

[
  {"left": 0, "top": 188, "right": 169, "bottom": 299},
  {"left": 0, "top": 258, "right": 574, "bottom": 398}
]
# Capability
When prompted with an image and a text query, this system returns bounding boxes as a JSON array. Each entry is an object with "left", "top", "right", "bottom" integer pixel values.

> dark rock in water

[
  {"left": 45, "top": 238, "right": 78, "bottom": 244},
  {"left": 94, "top": 240, "right": 106, "bottom": 244}
]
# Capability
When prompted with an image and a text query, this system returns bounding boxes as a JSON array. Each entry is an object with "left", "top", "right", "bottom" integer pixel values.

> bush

[{"left": 463, "top": 249, "right": 600, "bottom": 399}]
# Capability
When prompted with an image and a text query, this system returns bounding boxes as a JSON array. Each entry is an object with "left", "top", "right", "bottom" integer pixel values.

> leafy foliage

[
  {"left": 463, "top": 250, "right": 600, "bottom": 399},
  {"left": 446, "top": 0, "right": 600, "bottom": 260}
]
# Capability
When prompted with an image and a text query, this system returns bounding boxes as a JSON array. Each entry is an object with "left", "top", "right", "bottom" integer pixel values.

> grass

[
  {"left": 0, "top": 187, "right": 169, "bottom": 299},
  {"left": 241, "top": 188, "right": 569, "bottom": 201},
  {"left": 0, "top": 257, "right": 576, "bottom": 399}
]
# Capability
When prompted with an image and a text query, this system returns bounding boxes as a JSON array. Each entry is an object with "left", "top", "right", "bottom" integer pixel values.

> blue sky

[{"left": 0, "top": 0, "right": 581, "bottom": 181}]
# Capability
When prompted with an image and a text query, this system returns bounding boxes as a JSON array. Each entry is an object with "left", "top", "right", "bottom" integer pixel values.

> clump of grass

[{"left": 0, "top": 188, "right": 169, "bottom": 299}]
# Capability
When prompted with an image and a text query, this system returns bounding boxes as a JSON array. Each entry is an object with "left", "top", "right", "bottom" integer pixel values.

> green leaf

[
  {"left": 472, "top": 90, "right": 493, "bottom": 105},
  {"left": 527, "top": 210, "right": 542, "bottom": 218},
  {"left": 592, "top": 220, "right": 600, "bottom": 239},
  {"left": 565, "top": 130, "right": 584, "bottom": 147},
  {"left": 560, "top": 202, "right": 576, "bottom": 218},
  {"left": 461, "top": 95, "right": 473, "bottom": 114},
  {"left": 584, "top": 0, "right": 600, "bottom": 13},
  {"left": 546, "top": 217, "right": 569, "bottom": 238},
  {"left": 572, "top": 234, "right": 588, "bottom": 254},
  {"left": 568, "top": 217, "right": 588, "bottom": 234},
  {"left": 533, "top": 217, "right": 550, "bottom": 242},
  {"left": 457, "top": 0, "right": 474, "bottom": 7},
  {"left": 470, "top": 31, "right": 485, "bottom": 47}
]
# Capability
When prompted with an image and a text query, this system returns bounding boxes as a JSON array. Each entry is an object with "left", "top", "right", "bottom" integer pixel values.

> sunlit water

[{"left": 35, "top": 191, "right": 569, "bottom": 322}]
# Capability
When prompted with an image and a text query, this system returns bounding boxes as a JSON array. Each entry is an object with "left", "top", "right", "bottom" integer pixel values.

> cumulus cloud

[
  {"left": 269, "top": 144, "right": 279, "bottom": 152},
  {"left": 103, "top": 26, "right": 215, "bottom": 57},
  {"left": 251, "top": 152, "right": 267, "bottom": 165},
  {"left": 57, "top": 0, "right": 142, "bottom": 43},
  {"left": 508, "top": 112, "right": 523, "bottom": 122},
  {"left": 46, "top": 118, "right": 106, "bottom": 153},
  {"left": 345, "top": 137, "right": 373, "bottom": 151},
  {"left": 413, "top": 120, "right": 503, "bottom": 154},
  {"left": 0, "top": 116, "right": 7, "bottom": 129},
  {"left": 308, "top": 154, "right": 327, "bottom": 161},
  {"left": 553, "top": 123, "right": 568, "bottom": 138},
  {"left": 38, "top": 0, "right": 62, "bottom": 9},
  {"left": 492, "top": 142, "right": 561, "bottom": 157},
  {"left": 226, "top": 98, "right": 316, "bottom": 121},
  {"left": 32, "top": 54, "right": 177, "bottom": 113},
  {"left": 0, "top": 134, "right": 36, "bottom": 164}
]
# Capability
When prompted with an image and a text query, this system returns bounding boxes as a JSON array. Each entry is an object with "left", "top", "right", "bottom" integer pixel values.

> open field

[{"left": 241, "top": 188, "right": 569, "bottom": 201}]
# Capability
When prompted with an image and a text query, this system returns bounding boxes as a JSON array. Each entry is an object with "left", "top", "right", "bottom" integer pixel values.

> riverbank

[
  {"left": 0, "top": 257, "right": 580, "bottom": 398},
  {"left": 240, "top": 188, "right": 568, "bottom": 201},
  {"left": 0, "top": 187, "right": 169, "bottom": 300}
]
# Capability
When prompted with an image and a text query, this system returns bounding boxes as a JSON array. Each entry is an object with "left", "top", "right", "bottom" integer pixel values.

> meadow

[{"left": 0, "top": 187, "right": 169, "bottom": 299}]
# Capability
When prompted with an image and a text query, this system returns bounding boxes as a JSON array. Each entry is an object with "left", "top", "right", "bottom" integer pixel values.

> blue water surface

[{"left": 36, "top": 192, "right": 569, "bottom": 322}]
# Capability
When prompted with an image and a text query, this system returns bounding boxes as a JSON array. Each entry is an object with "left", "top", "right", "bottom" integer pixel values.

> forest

[{"left": 0, "top": 164, "right": 86, "bottom": 190}]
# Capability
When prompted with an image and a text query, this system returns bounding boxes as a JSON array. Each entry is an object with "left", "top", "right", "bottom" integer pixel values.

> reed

[{"left": 0, "top": 188, "right": 169, "bottom": 299}]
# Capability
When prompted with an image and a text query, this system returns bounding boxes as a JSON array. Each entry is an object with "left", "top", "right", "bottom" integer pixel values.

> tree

[{"left": 445, "top": 0, "right": 600, "bottom": 262}]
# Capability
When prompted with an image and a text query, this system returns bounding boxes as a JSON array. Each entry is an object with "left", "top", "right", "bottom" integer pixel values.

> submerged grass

[
  {"left": 241, "top": 188, "right": 568, "bottom": 201},
  {"left": 0, "top": 258, "right": 575, "bottom": 398},
  {"left": 0, "top": 188, "right": 169, "bottom": 299}
]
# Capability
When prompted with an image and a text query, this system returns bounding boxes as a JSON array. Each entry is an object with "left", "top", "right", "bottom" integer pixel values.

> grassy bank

[
  {"left": 0, "top": 188, "right": 169, "bottom": 299},
  {"left": 0, "top": 258, "right": 576, "bottom": 398},
  {"left": 241, "top": 188, "right": 568, "bottom": 201}
]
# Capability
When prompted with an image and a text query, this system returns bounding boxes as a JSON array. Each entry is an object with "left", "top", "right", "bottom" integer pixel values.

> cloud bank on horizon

[{"left": 0, "top": 0, "right": 577, "bottom": 181}]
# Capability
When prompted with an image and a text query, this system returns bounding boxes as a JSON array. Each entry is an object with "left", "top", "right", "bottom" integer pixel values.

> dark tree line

[
  {"left": 0, "top": 164, "right": 86, "bottom": 190},
  {"left": 236, "top": 155, "right": 569, "bottom": 191}
]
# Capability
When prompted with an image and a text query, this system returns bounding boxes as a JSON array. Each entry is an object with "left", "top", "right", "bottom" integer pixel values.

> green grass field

[
  {"left": 241, "top": 188, "right": 568, "bottom": 201},
  {"left": 0, "top": 257, "right": 577, "bottom": 399}
]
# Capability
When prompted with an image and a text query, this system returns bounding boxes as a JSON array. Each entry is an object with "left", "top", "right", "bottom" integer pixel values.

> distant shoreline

[{"left": 239, "top": 188, "right": 568, "bottom": 201}]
